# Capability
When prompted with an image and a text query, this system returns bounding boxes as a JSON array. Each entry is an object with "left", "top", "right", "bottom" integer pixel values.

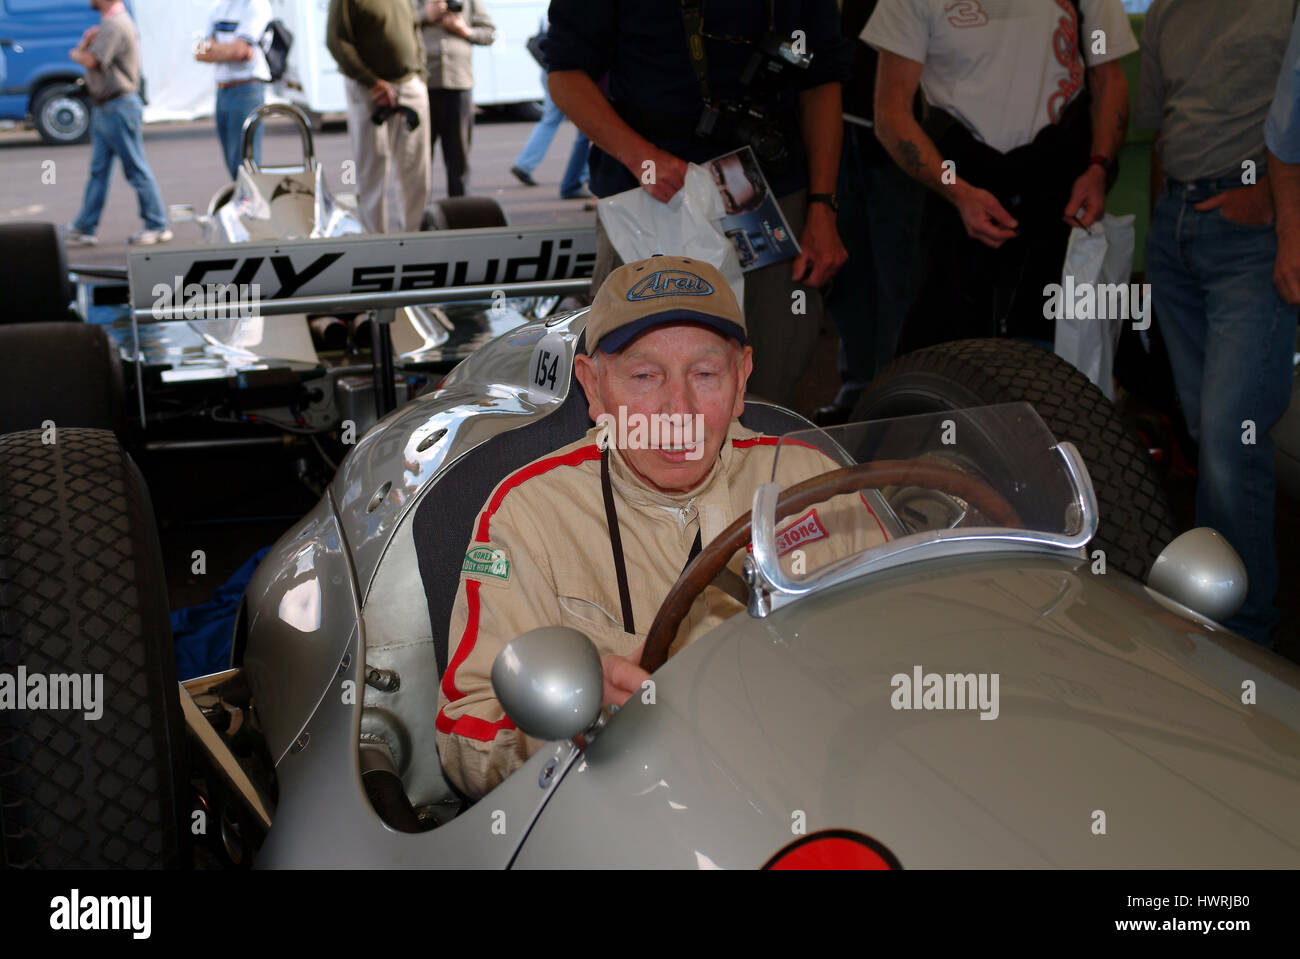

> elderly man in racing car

[{"left": 436, "top": 255, "right": 888, "bottom": 800}]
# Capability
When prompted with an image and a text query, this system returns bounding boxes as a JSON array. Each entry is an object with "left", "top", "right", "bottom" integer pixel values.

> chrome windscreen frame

[{"left": 744, "top": 441, "right": 1100, "bottom": 616}]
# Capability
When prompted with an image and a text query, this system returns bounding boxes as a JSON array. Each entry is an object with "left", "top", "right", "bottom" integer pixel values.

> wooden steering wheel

[{"left": 638, "top": 459, "right": 1023, "bottom": 672}]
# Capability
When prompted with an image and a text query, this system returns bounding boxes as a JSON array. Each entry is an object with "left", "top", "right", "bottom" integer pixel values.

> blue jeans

[
  {"left": 1145, "top": 175, "right": 1299, "bottom": 647},
  {"left": 216, "top": 82, "right": 265, "bottom": 180},
  {"left": 514, "top": 69, "right": 589, "bottom": 195},
  {"left": 824, "top": 123, "right": 924, "bottom": 404},
  {"left": 73, "top": 93, "right": 167, "bottom": 234}
]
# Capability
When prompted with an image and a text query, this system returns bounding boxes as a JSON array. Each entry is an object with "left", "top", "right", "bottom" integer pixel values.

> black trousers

[
  {"left": 897, "top": 98, "right": 1092, "bottom": 354},
  {"left": 428, "top": 87, "right": 473, "bottom": 197},
  {"left": 897, "top": 193, "right": 1073, "bottom": 353}
]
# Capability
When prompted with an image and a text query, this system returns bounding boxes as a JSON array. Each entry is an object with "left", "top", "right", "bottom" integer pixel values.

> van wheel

[
  {"left": 32, "top": 84, "right": 91, "bottom": 145},
  {"left": 856, "top": 339, "right": 1176, "bottom": 580},
  {"left": 0, "top": 428, "right": 189, "bottom": 868}
]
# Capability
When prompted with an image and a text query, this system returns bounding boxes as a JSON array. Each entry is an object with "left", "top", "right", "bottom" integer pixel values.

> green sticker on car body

[{"left": 463, "top": 545, "right": 511, "bottom": 582}]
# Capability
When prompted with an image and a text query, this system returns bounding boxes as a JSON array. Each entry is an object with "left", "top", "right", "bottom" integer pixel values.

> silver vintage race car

[{"left": 4, "top": 296, "right": 1298, "bottom": 869}]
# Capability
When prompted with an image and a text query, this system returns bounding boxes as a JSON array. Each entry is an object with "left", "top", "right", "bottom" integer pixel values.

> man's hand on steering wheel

[{"left": 602, "top": 641, "right": 650, "bottom": 708}]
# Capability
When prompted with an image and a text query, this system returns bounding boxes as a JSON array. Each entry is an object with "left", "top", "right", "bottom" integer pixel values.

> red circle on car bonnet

[{"left": 762, "top": 830, "right": 902, "bottom": 870}]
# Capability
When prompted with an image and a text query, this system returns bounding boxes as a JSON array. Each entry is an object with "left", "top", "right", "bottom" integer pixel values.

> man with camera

[
  {"left": 417, "top": 0, "right": 495, "bottom": 198},
  {"left": 546, "top": 0, "right": 852, "bottom": 410},
  {"left": 326, "top": 0, "right": 432, "bottom": 233}
]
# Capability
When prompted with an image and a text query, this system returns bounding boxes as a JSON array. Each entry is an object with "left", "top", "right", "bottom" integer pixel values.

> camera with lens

[
  {"left": 446, "top": 0, "right": 464, "bottom": 12},
  {"left": 741, "top": 31, "right": 813, "bottom": 85},
  {"left": 694, "top": 31, "right": 811, "bottom": 174}
]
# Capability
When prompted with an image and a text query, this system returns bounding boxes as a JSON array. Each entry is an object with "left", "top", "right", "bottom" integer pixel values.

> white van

[{"left": 269, "top": 0, "right": 547, "bottom": 118}]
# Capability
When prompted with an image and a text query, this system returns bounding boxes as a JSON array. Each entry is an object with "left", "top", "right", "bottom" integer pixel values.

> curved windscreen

[{"left": 753, "top": 403, "right": 1095, "bottom": 592}]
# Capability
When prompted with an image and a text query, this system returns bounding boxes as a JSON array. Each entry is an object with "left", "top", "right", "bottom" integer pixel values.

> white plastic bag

[
  {"left": 596, "top": 163, "right": 746, "bottom": 305},
  {"left": 1053, "top": 212, "right": 1135, "bottom": 400}
]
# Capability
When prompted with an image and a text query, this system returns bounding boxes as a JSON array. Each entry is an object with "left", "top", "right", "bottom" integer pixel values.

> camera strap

[
  {"left": 679, "top": 0, "right": 713, "bottom": 104},
  {"left": 678, "top": 0, "right": 777, "bottom": 107}
]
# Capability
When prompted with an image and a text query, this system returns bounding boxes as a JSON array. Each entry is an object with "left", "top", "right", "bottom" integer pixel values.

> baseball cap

[{"left": 585, "top": 255, "right": 747, "bottom": 355}]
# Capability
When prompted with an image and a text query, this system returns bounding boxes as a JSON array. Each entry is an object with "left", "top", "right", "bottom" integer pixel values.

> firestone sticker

[
  {"left": 774, "top": 508, "right": 828, "bottom": 556},
  {"left": 749, "top": 507, "right": 829, "bottom": 557}
]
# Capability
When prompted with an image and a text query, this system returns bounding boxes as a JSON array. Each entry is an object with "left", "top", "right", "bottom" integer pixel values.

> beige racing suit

[{"left": 435, "top": 420, "right": 890, "bottom": 799}]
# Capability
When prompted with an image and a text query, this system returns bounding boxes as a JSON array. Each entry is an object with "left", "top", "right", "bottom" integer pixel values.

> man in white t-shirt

[
  {"left": 863, "top": 0, "right": 1137, "bottom": 350},
  {"left": 196, "top": 0, "right": 273, "bottom": 181}
]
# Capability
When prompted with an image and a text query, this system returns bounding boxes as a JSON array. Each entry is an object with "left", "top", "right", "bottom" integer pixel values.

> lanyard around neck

[{"left": 600, "top": 448, "right": 702, "bottom": 635}]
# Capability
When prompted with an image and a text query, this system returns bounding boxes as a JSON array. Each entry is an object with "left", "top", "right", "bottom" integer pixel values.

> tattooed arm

[
  {"left": 874, "top": 49, "right": 1018, "bottom": 248},
  {"left": 873, "top": 50, "right": 945, "bottom": 191}
]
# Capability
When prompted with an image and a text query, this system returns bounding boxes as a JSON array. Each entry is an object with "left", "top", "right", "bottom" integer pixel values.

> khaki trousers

[{"left": 344, "top": 75, "right": 432, "bottom": 233}]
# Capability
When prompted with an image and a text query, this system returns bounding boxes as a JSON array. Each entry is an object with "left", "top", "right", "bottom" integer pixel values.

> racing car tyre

[
  {"left": 420, "top": 196, "right": 509, "bottom": 231},
  {"left": 854, "top": 338, "right": 1176, "bottom": 580},
  {"left": 0, "top": 222, "right": 74, "bottom": 325},
  {"left": 31, "top": 83, "right": 91, "bottom": 146},
  {"left": 0, "top": 428, "right": 190, "bottom": 868}
]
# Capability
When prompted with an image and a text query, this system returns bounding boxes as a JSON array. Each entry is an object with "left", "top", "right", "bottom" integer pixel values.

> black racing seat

[
  {"left": 411, "top": 336, "right": 817, "bottom": 679},
  {"left": 0, "top": 222, "right": 74, "bottom": 326},
  {"left": 0, "top": 322, "right": 126, "bottom": 440},
  {"left": 0, "top": 223, "right": 126, "bottom": 442}
]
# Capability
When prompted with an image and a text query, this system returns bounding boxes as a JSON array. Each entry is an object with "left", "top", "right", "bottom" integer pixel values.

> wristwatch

[
  {"left": 808, "top": 192, "right": 838, "bottom": 213},
  {"left": 1088, "top": 155, "right": 1114, "bottom": 175}
]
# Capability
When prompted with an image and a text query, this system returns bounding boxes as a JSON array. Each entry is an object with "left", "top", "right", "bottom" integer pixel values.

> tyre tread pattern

[{"left": 0, "top": 428, "right": 184, "bottom": 869}]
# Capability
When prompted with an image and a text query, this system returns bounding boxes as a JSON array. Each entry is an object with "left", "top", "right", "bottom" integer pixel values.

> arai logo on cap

[{"left": 626, "top": 270, "right": 714, "bottom": 301}]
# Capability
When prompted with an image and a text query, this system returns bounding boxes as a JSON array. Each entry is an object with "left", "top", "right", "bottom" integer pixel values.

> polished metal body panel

[
  {"left": 515, "top": 555, "right": 1300, "bottom": 868},
  {"left": 255, "top": 614, "right": 580, "bottom": 868},
  {"left": 330, "top": 311, "right": 586, "bottom": 597},
  {"left": 243, "top": 491, "right": 362, "bottom": 767}
]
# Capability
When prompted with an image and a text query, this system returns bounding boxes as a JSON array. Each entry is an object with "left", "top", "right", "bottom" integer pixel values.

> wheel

[
  {"left": 854, "top": 338, "right": 1175, "bottom": 580},
  {"left": 31, "top": 84, "right": 91, "bottom": 145},
  {"left": 0, "top": 222, "right": 73, "bottom": 325},
  {"left": 420, "top": 196, "right": 509, "bottom": 231},
  {"left": 0, "top": 428, "right": 190, "bottom": 868}
]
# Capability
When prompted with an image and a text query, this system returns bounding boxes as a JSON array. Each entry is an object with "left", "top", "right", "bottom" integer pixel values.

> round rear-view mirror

[
  {"left": 492, "top": 627, "right": 603, "bottom": 742},
  {"left": 1147, "top": 527, "right": 1247, "bottom": 625}
]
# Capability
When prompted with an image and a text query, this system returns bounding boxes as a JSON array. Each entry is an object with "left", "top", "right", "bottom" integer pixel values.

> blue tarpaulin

[{"left": 171, "top": 547, "right": 270, "bottom": 681}]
